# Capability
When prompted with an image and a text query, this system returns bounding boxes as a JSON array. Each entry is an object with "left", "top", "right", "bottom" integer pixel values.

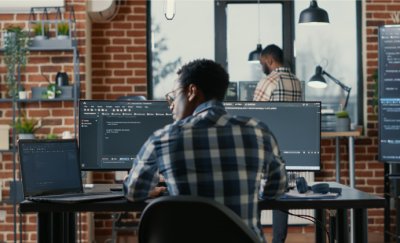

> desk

[
  {"left": 321, "top": 127, "right": 362, "bottom": 186},
  {"left": 19, "top": 183, "right": 384, "bottom": 243},
  {"left": 321, "top": 128, "right": 362, "bottom": 243}
]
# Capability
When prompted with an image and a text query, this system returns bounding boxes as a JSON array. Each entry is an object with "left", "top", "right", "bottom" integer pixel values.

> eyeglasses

[{"left": 165, "top": 87, "right": 182, "bottom": 106}]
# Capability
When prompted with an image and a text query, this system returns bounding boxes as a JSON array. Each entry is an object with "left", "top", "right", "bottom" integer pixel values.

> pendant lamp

[
  {"left": 248, "top": 0, "right": 262, "bottom": 63},
  {"left": 299, "top": 0, "right": 329, "bottom": 25}
]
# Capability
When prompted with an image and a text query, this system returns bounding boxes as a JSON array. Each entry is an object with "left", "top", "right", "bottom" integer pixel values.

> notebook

[{"left": 19, "top": 139, "right": 124, "bottom": 203}]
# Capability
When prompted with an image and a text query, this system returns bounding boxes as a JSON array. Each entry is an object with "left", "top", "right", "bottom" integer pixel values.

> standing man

[
  {"left": 253, "top": 44, "right": 302, "bottom": 102},
  {"left": 253, "top": 44, "right": 303, "bottom": 243},
  {"left": 124, "top": 59, "right": 287, "bottom": 242}
]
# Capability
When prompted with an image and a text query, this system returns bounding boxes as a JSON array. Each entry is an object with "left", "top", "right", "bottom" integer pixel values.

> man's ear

[
  {"left": 187, "top": 84, "right": 198, "bottom": 102},
  {"left": 266, "top": 56, "right": 274, "bottom": 66}
]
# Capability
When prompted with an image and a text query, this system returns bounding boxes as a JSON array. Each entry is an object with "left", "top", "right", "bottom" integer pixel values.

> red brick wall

[
  {"left": 91, "top": 0, "right": 147, "bottom": 100},
  {"left": 0, "top": 0, "right": 87, "bottom": 242}
]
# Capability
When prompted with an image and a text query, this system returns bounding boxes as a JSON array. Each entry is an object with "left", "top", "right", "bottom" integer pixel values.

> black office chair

[{"left": 138, "top": 196, "right": 261, "bottom": 243}]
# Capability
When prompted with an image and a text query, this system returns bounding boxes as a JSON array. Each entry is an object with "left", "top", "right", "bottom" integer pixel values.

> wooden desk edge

[{"left": 321, "top": 126, "right": 363, "bottom": 138}]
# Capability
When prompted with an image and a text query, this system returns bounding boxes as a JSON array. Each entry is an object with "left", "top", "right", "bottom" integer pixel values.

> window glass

[
  {"left": 151, "top": 0, "right": 214, "bottom": 99},
  {"left": 227, "top": 3, "right": 283, "bottom": 83},
  {"left": 295, "top": 0, "right": 358, "bottom": 124}
]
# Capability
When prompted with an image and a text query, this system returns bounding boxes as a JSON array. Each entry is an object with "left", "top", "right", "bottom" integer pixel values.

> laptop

[{"left": 19, "top": 139, "right": 124, "bottom": 203}]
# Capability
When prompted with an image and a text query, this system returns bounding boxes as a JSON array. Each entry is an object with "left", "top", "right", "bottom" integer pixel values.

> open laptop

[{"left": 19, "top": 139, "right": 124, "bottom": 203}]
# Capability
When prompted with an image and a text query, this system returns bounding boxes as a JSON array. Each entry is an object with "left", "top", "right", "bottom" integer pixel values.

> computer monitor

[
  {"left": 79, "top": 100, "right": 173, "bottom": 170},
  {"left": 224, "top": 101, "right": 321, "bottom": 171},
  {"left": 79, "top": 100, "right": 320, "bottom": 171}
]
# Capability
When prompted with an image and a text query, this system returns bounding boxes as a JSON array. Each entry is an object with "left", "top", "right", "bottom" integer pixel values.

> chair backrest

[{"left": 138, "top": 196, "right": 261, "bottom": 243}]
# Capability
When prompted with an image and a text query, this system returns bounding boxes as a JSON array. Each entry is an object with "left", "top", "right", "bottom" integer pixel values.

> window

[
  {"left": 227, "top": 3, "right": 282, "bottom": 82},
  {"left": 148, "top": 0, "right": 362, "bottom": 125},
  {"left": 149, "top": 0, "right": 214, "bottom": 99},
  {"left": 295, "top": 0, "right": 361, "bottom": 125}
]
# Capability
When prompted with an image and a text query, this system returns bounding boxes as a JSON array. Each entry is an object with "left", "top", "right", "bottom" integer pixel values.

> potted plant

[
  {"left": 335, "top": 110, "right": 351, "bottom": 132},
  {"left": 57, "top": 22, "right": 69, "bottom": 39},
  {"left": 46, "top": 133, "right": 58, "bottom": 139},
  {"left": 15, "top": 112, "right": 40, "bottom": 139},
  {"left": 46, "top": 83, "right": 62, "bottom": 99},
  {"left": 32, "top": 23, "right": 49, "bottom": 40},
  {"left": 3, "top": 26, "right": 30, "bottom": 98}
]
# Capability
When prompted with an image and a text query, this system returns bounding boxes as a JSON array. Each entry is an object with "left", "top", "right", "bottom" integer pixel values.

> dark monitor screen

[
  {"left": 224, "top": 101, "right": 321, "bottom": 171},
  {"left": 79, "top": 100, "right": 320, "bottom": 171},
  {"left": 79, "top": 100, "right": 173, "bottom": 170},
  {"left": 379, "top": 98, "right": 400, "bottom": 162}
]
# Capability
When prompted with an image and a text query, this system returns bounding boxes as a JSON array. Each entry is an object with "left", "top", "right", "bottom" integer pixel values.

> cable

[{"left": 279, "top": 209, "right": 330, "bottom": 243}]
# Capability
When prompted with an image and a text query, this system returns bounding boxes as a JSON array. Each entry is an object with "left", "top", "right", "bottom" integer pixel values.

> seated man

[{"left": 124, "top": 59, "right": 287, "bottom": 242}]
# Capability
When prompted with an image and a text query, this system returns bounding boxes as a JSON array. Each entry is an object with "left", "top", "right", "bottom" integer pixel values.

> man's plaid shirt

[
  {"left": 253, "top": 67, "right": 302, "bottom": 101},
  {"left": 124, "top": 100, "right": 287, "bottom": 242}
]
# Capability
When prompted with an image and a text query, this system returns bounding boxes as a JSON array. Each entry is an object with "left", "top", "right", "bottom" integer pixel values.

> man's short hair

[
  {"left": 177, "top": 59, "right": 229, "bottom": 101},
  {"left": 261, "top": 44, "right": 283, "bottom": 64}
]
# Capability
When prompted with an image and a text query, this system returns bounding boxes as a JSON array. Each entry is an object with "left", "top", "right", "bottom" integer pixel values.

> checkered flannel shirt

[
  {"left": 124, "top": 100, "right": 287, "bottom": 242},
  {"left": 253, "top": 67, "right": 302, "bottom": 101}
]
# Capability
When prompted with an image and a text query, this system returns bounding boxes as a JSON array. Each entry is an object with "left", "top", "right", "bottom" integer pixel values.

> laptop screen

[{"left": 19, "top": 139, "right": 83, "bottom": 197}]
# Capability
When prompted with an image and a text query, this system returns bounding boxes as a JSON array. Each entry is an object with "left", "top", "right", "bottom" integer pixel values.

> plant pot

[
  {"left": 336, "top": 117, "right": 351, "bottom": 132},
  {"left": 34, "top": 35, "right": 48, "bottom": 41},
  {"left": 56, "top": 35, "right": 69, "bottom": 40},
  {"left": 18, "top": 133, "right": 35, "bottom": 140},
  {"left": 59, "top": 86, "right": 73, "bottom": 99},
  {"left": 0, "top": 125, "right": 10, "bottom": 150},
  {"left": 31, "top": 87, "right": 47, "bottom": 99}
]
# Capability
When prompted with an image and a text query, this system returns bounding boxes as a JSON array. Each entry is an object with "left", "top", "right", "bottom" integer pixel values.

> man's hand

[{"left": 148, "top": 186, "right": 167, "bottom": 198}]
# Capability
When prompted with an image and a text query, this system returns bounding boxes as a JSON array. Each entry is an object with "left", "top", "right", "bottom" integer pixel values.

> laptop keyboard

[{"left": 28, "top": 192, "right": 122, "bottom": 201}]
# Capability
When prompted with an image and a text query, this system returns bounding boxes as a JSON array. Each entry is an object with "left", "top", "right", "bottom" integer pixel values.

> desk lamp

[{"left": 308, "top": 65, "right": 351, "bottom": 110}]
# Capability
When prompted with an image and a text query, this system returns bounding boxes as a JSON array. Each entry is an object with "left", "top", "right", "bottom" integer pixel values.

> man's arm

[
  {"left": 260, "top": 132, "right": 288, "bottom": 200},
  {"left": 253, "top": 76, "right": 277, "bottom": 101},
  {"left": 123, "top": 138, "right": 160, "bottom": 201}
]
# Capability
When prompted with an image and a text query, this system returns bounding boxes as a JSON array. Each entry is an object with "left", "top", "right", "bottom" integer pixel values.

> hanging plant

[{"left": 3, "top": 26, "right": 30, "bottom": 98}]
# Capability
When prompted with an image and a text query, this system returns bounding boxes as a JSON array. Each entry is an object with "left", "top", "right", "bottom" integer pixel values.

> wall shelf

[
  {"left": 0, "top": 39, "right": 77, "bottom": 52},
  {"left": 0, "top": 98, "right": 75, "bottom": 103}
]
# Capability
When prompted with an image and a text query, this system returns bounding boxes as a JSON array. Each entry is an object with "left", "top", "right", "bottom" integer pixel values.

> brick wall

[
  {"left": 90, "top": 0, "right": 147, "bottom": 241},
  {"left": 0, "top": 0, "right": 399, "bottom": 242},
  {"left": 91, "top": 0, "right": 147, "bottom": 100},
  {"left": 0, "top": 0, "right": 87, "bottom": 242}
]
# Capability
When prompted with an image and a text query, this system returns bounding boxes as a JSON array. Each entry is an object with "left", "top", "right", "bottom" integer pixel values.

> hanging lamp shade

[
  {"left": 299, "top": 0, "right": 329, "bottom": 25},
  {"left": 308, "top": 66, "right": 328, "bottom": 88},
  {"left": 248, "top": 44, "right": 263, "bottom": 63}
]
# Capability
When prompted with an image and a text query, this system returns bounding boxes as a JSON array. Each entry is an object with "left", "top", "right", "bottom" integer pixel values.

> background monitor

[
  {"left": 238, "top": 81, "right": 258, "bottom": 101},
  {"left": 79, "top": 100, "right": 173, "bottom": 170},
  {"left": 224, "top": 101, "right": 321, "bottom": 171}
]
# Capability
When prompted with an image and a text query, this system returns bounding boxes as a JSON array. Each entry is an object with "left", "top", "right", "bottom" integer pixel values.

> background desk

[
  {"left": 19, "top": 183, "right": 384, "bottom": 243},
  {"left": 321, "top": 128, "right": 362, "bottom": 243},
  {"left": 321, "top": 127, "right": 362, "bottom": 187}
]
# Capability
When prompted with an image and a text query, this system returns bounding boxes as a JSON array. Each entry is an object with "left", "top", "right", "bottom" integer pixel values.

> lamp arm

[
  {"left": 322, "top": 71, "right": 351, "bottom": 92},
  {"left": 322, "top": 70, "right": 352, "bottom": 110}
]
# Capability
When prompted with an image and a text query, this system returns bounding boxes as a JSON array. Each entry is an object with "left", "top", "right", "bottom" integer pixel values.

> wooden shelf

[
  {"left": 0, "top": 39, "right": 77, "bottom": 52},
  {"left": 0, "top": 98, "right": 75, "bottom": 103}
]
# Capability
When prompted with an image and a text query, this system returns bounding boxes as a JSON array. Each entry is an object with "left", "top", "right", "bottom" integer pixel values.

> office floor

[{"left": 111, "top": 231, "right": 384, "bottom": 243}]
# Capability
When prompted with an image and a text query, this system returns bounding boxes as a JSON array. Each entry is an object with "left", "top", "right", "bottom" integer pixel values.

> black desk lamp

[{"left": 308, "top": 65, "right": 352, "bottom": 110}]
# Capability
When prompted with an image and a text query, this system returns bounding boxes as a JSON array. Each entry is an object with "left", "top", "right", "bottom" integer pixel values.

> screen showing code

[{"left": 79, "top": 101, "right": 173, "bottom": 170}]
